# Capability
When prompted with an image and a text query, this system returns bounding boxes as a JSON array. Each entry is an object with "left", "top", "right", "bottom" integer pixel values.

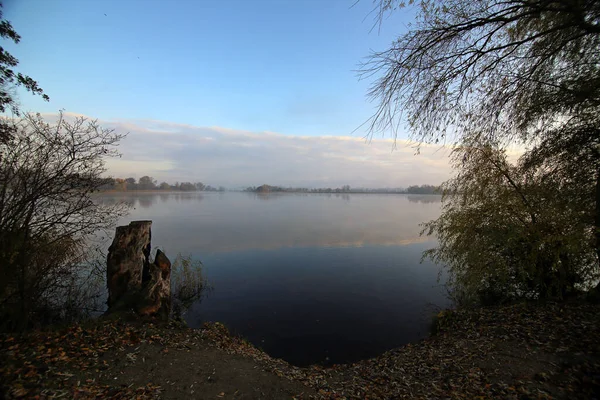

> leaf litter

[{"left": 1, "top": 301, "right": 599, "bottom": 399}]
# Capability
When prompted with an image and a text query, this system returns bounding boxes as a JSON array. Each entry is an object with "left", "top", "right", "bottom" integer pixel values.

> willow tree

[
  {"left": 364, "top": 0, "right": 600, "bottom": 300},
  {"left": 422, "top": 138, "right": 598, "bottom": 304},
  {"left": 364, "top": 0, "right": 600, "bottom": 142}
]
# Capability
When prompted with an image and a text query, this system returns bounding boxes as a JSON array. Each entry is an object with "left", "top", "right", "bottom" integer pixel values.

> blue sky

[
  {"left": 4, "top": 0, "right": 454, "bottom": 187},
  {"left": 6, "top": 0, "right": 413, "bottom": 136}
]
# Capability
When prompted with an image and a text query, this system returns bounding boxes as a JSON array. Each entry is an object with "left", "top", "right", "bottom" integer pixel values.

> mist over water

[{"left": 99, "top": 192, "right": 449, "bottom": 366}]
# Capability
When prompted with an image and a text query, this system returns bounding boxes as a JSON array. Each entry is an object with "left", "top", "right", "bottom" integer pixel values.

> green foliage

[
  {"left": 422, "top": 137, "right": 599, "bottom": 305},
  {"left": 159, "top": 181, "right": 171, "bottom": 190},
  {"left": 101, "top": 177, "right": 208, "bottom": 192},
  {"left": 138, "top": 175, "right": 157, "bottom": 190},
  {"left": 405, "top": 184, "right": 439, "bottom": 195},
  {"left": 170, "top": 253, "right": 210, "bottom": 320},
  {"left": 243, "top": 184, "right": 416, "bottom": 193},
  {"left": 429, "top": 309, "right": 457, "bottom": 335},
  {"left": 179, "top": 182, "right": 196, "bottom": 191},
  {"left": 369, "top": 0, "right": 600, "bottom": 305}
]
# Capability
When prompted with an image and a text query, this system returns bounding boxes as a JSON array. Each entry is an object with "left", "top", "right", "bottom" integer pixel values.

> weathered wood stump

[
  {"left": 106, "top": 220, "right": 171, "bottom": 319},
  {"left": 138, "top": 249, "right": 172, "bottom": 319}
]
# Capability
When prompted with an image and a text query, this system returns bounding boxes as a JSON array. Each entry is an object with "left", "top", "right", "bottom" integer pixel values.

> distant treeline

[
  {"left": 244, "top": 184, "right": 440, "bottom": 194},
  {"left": 100, "top": 176, "right": 225, "bottom": 192},
  {"left": 404, "top": 185, "right": 441, "bottom": 194},
  {"left": 100, "top": 178, "right": 440, "bottom": 194}
]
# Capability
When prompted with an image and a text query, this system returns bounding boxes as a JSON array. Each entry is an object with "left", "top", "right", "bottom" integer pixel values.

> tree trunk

[
  {"left": 106, "top": 220, "right": 171, "bottom": 319},
  {"left": 106, "top": 221, "right": 152, "bottom": 309}
]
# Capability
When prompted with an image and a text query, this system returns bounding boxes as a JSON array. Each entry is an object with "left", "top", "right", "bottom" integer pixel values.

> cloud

[{"left": 48, "top": 113, "right": 454, "bottom": 188}]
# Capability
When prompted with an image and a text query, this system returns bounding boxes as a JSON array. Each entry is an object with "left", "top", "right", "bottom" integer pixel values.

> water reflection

[
  {"left": 138, "top": 196, "right": 153, "bottom": 208},
  {"left": 191, "top": 242, "right": 448, "bottom": 366},
  {"left": 407, "top": 194, "right": 443, "bottom": 204},
  {"left": 96, "top": 192, "right": 205, "bottom": 210},
  {"left": 94, "top": 192, "right": 448, "bottom": 366},
  {"left": 159, "top": 193, "right": 170, "bottom": 202},
  {"left": 96, "top": 193, "right": 442, "bottom": 254}
]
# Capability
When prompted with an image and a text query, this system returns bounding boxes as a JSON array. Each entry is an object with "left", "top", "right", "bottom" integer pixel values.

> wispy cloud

[{"left": 49, "top": 113, "right": 454, "bottom": 188}]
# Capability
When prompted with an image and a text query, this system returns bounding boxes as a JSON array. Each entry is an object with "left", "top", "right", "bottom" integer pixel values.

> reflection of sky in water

[
  {"left": 95, "top": 193, "right": 448, "bottom": 366},
  {"left": 98, "top": 192, "right": 442, "bottom": 254}
]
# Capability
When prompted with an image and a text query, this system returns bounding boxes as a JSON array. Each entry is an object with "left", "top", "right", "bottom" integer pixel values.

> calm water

[{"left": 99, "top": 192, "right": 449, "bottom": 366}]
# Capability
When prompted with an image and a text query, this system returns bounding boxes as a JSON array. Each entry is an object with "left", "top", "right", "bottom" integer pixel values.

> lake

[{"left": 99, "top": 192, "right": 449, "bottom": 366}]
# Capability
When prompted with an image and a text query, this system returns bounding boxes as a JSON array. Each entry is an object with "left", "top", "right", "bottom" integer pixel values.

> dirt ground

[
  {"left": 1, "top": 301, "right": 599, "bottom": 399},
  {"left": 91, "top": 339, "right": 313, "bottom": 399}
]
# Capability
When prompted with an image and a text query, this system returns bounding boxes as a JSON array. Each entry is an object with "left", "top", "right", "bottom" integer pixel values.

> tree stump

[{"left": 106, "top": 220, "right": 171, "bottom": 319}]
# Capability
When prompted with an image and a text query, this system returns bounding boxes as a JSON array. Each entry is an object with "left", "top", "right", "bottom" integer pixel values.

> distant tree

[
  {"left": 256, "top": 185, "right": 271, "bottom": 193},
  {"left": 138, "top": 175, "right": 156, "bottom": 190},
  {"left": 194, "top": 182, "right": 205, "bottom": 191},
  {"left": 179, "top": 182, "right": 196, "bottom": 191},
  {"left": 406, "top": 185, "right": 439, "bottom": 195},
  {"left": 0, "top": 112, "right": 128, "bottom": 329},
  {"left": 218, "top": 186, "right": 226, "bottom": 192},
  {"left": 0, "top": 3, "right": 49, "bottom": 144},
  {"left": 159, "top": 182, "right": 170, "bottom": 190},
  {"left": 113, "top": 178, "right": 127, "bottom": 191},
  {"left": 124, "top": 177, "right": 136, "bottom": 190}
]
